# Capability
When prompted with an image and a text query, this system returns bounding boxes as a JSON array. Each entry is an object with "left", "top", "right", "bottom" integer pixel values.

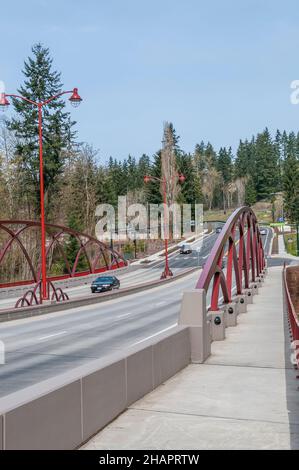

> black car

[{"left": 91, "top": 276, "right": 120, "bottom": 293}]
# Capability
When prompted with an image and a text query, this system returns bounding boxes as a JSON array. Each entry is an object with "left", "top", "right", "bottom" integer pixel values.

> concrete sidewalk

[{"left": 82, "top": 266, "right": 299, "bottom": 450}]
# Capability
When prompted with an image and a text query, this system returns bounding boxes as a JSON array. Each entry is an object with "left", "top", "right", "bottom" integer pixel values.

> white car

[{"left": 259, "top": 228, "right": 267, "bottom": 235}]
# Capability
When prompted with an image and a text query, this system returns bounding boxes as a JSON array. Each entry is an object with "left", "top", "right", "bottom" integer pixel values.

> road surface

[{"left": 0, "top": 227, "right": 272, "bottom": 397}]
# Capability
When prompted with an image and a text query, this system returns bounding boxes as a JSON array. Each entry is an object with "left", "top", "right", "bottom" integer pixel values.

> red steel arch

[
  {"left": 197, "top": 206, "right": 266, "bottom": 310},
  {"left": 0, "top": 220, "right": 126, "bottom": 288}
]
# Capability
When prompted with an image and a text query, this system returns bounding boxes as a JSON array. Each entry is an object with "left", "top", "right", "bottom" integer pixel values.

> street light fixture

[
  {"left": 0, "top": 88, "right": 82, "bottom": 301},
  {"left": 144, "top": 173, "right": 185, "bottom": 279},
  {"left": 69, "top": 88, "right": 82, "bottom": 108}
]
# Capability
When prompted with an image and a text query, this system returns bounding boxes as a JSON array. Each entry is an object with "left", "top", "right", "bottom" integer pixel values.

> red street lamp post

[
  {"left": 144, "top": 173, "right": 185, "bottom": 279},
  {"left": 0, "top": 88, "right": 82, "bottom": 301}
]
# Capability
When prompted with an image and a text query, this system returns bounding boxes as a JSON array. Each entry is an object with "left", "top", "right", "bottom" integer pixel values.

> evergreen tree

[
  {"left": 235, "top": 139, "right": 256, "bottom": 180},
  {"left": 283, "top": 151, "right": 299, "bottom": 223},
  {"left": 255, "top": 128, "right": 279, "bottom": 200},
  {"left": 177, "top": 152, "right": 203, "bottom": 204},
  {"left": 217, "top": 147, "right": 233, "bottom": 183},
  {"left": 147, "top": 151, "right": 162, "bottom": 204},
  {"left": 8, "top": 43, "right": 76, "bottom": 217},
  {"left": 244, "top": 177, "right": 257, "bottom": 206}
]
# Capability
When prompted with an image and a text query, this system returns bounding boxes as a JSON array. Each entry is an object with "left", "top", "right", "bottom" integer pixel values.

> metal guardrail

[
  {"left": 283, "top": 264, "right": 299, "bottom": 369},
  {"left": 196, "top": 206, "right": 265, "bottom": 310},
  {"left": 0, "top": 220, "right": 127, "bottom": 288}
]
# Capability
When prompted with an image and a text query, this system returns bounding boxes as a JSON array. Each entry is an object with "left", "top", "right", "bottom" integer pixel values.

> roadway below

[
  {"left": 0, "top": 231, "right": 216, "bottom": 310},
  {"left": 0, "top": 227, "right": 272, "bottom": 397}
]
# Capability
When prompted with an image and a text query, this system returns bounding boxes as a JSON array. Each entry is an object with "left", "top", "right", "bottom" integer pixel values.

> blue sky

[{"left": 1, "top": 0, "right": 299, "bottom": 162}]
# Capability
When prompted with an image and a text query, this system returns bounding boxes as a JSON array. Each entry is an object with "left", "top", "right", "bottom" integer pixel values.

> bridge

[{"left": 0, "top": 207, "right": 297, "bottom": 450}]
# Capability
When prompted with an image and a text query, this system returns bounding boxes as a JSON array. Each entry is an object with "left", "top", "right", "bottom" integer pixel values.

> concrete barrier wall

[
  {"left": 0, "top": 266, "right": 131, "bottom": 300},
  {"left": 0, "top": 326, "right": 190, "bottom": 450}
]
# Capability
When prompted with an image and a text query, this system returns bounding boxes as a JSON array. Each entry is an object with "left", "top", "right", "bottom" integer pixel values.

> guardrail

[
  {"left": 283, "top": 264, "right": 299, "bottom": 369},
  {"left": 0, "top": 220, "right": 126, "bottom": 289},
  {"left": 196, "top": 206, "right": 265, "bottom": 310}
]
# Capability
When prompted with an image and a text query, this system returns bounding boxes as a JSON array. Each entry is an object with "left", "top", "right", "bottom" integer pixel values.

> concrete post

[
  {"left": 243, "top": 288, "right": 254, "bottom": 304},
  {"left": 255, "top": 276, "right": 264, "bottom": 285},
  {"left": 222, "top": 302, "right": 238, "bottom": 327},
  {"left": 233, "top": 294, "right": 247, "bottom": 313},
  {"left": 208, "top": 311, "right": 225, "bottom": 341},
  {"left": 179, "top": 289, "right": 211, "bottom": 363},
  {"left": 249, "top": 282, "right": 259, "bottom": 295}
]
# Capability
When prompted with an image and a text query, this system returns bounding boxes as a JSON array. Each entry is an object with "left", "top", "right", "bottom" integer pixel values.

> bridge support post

[
  {"left": 249, "top": 282, "right": 259, "bottom": 295},
  {"left": 222, "top": 302, "right": 238, "bottom": 327},
  {"left": 233, "top": 294, "right": 247, "bottom": 313},
  {"left": 208, "top": 311, "right": 226, "bottom": 340},
  {"left": 243, "top": 288, "right": 254, "bottom": 304},
  {"left": 179, "top": 289, "right": 211, "bottom": 363}
]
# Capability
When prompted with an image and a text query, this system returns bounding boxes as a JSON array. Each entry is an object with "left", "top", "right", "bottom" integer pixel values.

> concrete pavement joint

[
  {"left": 127, "top": 406, "right": 299, "bottom": 428},
  {"left": 200, "top": 362, "right": 294, "bottom": 371}
]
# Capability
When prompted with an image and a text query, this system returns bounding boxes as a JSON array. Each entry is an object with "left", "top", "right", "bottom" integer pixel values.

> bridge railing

[
  {"left": 0, "top": 220, "right": 126, "bottom": 288},
  {"left": 196, "top": 206, "right": 266, "bottom": 310},
  {"left": 283, "top": 264, "right": 299, "bottom": 369}
]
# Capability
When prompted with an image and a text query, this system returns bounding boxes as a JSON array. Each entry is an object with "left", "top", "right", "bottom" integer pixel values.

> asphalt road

[
  {"left": 0, "top": 231, "right": 216, "bottom": 310},
  {"left": 0, "top": 227, "right": 273, "bottom": 397}
]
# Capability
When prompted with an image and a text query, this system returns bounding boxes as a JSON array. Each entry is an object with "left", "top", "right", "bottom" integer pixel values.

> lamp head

[
  {"left": 69, "top": 88, "right": 82, "bottom": 108},
  {"left": 0, "top": 93, "right": 10, "bottom": 112}
]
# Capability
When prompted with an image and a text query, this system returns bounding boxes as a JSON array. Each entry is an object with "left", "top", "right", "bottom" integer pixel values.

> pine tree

[
  {"left": 283, "top": 149, "right": 299, "bottom": 223},
  {"left": 244, "top": 177, "right": 257, "bottom": 206},
  {"left": 255, "top": 128, "right": 279, "bottom": 200},
  {"left": 177, "top": 152, "right": 203, "bottom": 204},
  {"left": 8, "top": 43, "right": 76, "bottom": 217},
  {"left": 217, "top": 147, "right": 233, "bottom": 184}
]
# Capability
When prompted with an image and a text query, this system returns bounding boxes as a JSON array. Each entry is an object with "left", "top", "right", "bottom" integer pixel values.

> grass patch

[
  {"left": 284, "top": 232, "right": 298, "bottom": 256},
  {"left": 203, "top": 206, "right": 273, "bottom": 224}
]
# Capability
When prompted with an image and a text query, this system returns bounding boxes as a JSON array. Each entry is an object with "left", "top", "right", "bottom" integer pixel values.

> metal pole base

[{"left": 160, "top": 268, "right": 173, "bottom": 279}]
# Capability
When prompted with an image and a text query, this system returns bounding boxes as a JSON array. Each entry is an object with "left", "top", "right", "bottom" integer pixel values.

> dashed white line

[
  {"left": 117, "top": 312, "right": 133, "bottom": 319},
  {"left": 38, "top": 331, "right": 67, "bottom": 341},
  {"left": 131, "top": 324, "right": 178, "bottom": 346}
]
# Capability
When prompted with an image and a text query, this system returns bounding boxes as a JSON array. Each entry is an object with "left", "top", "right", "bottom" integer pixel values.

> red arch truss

[
  {"left": 196, "top": 206, "right": 266, "bottom": 310},
  {"left": 0, "top": 220, "right": 127, "bottom": 288}
]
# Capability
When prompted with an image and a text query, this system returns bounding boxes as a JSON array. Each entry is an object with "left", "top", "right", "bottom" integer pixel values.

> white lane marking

[
  {"left": 202, "top": 254, "right": 209, "bottom": 259},
  {"left": 131, "top": 324, "right": 177, "bottom": 346},
  {"left": 38, "top": 331, "right": 67, "bottom": 341},
  {"left": 117, "top": 312, "right": 133, "bottom": 319},
  {"left": 155, "top": 301, "right": 167, "bottom": 307}
]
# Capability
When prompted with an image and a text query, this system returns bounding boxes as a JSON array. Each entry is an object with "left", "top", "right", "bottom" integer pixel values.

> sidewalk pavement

[{"left": 82, "top": 266, "right": 299, "bottom": 450}]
